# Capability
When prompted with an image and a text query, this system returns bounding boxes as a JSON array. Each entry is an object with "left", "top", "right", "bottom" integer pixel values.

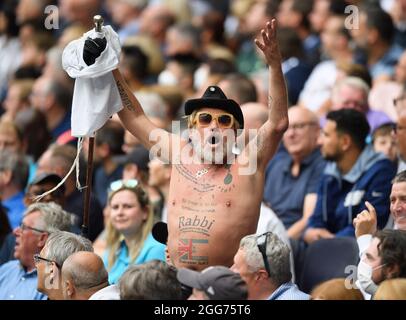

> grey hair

[
  {"left": 136, "top": 92, "right": 167, "bottom": 119},
  {"left": 62, "top": 255, "right": 108, "bottom": 290},
  {"left": 43, "top": 231, "right": 93, "bottom": 268},
  {"left": 169, "top": 23, "right": 201, "bottom": 49},
  {"left": 119, "top": 260, "right": 183, "bottom": 300},
  {"left": 240, "top": 233, "right": 292, "bottom": 286},
  {"left": 0, "top": 150, "right": 29, "bottom": 189},
  {"left": 24, "top": 202, "right": 73, "bottom": 233},
  {"left": 41, "top": 77, "right": 72, "bottom": 111},
  {"left": 333, "top": 76, "right": 370, "bottom": 100},
  {"left": 46, "top": 47, "right": 64, "bottom": 72}
]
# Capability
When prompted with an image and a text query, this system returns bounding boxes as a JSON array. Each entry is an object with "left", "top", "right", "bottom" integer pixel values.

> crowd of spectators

[{"left": 1, "top": 0, "right": 406, "bottom": 300}]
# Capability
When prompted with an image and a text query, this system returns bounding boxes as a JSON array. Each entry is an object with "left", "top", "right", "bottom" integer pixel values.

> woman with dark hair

[{"left": 0, "top": 0, "right": 21, "bottom": 98}]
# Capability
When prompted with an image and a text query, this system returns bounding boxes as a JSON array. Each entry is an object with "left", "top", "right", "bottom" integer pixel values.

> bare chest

[
  {"left": 167, "top": 164, "right": 263, "bottom": 269},
  {"left": 170, "top": 164, "right": 242, "bottom": 205}
]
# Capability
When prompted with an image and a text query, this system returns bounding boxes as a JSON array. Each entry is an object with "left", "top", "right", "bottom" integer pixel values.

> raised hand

[
  {"left": 254, "top": 19, "right": 282, "bottom": 67},
  {"left": 83, "top": 37, "right": 107, "bottom": 66},
  {"left": 353, "top": 201, "right": 378, "bottom": 238}
]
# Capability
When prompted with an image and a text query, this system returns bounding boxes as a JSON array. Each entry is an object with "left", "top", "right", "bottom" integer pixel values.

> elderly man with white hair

[
  {"left": 0, "top": 202, "right": 72, "bottom": 300},
  {"left": 330, "top": 76, "right": 391, "bottom": 132}
]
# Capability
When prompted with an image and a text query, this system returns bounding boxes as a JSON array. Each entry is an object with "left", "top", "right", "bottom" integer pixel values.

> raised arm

[
  {"left": 252, "top": 20, "right": 289, "bottom": 168},
  {"left": 112, "top": 69, "right": 175, "bottom": 163},
  {"left": 79, "top": 34, "right": 176, "bottom": 162}
]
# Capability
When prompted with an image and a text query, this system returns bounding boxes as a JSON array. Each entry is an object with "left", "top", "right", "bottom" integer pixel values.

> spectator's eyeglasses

[
  {"left": 20, "top": 223, "right": 48, "bottom": 234},
  {"left": 194, "top": 111, "right": 235, "bottom": 129},
  {"left": 287, "top": 122, "right": 318, "bottom": 131},
  {"left": 109, "top": 179, "right": 139, "bottom": 192},
  {"left": 33, "top": 254, "right": 61, "bottom": 269},
  {"left": 256, "top": 232, "right": 271, "bottom": 277}
]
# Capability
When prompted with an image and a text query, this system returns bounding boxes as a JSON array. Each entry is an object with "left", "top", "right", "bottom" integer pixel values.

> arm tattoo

[
  {"left": 268, "top": 95, "right": 273, "bottom": 109},
  {"left": 115, "top": 79, "right": 136, "bottom": 113},
  {"left": 255, "top": 126, "right": 266, "bottom": 152}
]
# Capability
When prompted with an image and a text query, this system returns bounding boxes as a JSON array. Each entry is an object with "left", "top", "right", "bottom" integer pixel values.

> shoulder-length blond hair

[
  {"left": 374, "top": 278, "right": 406, "bottom": 300},
  {"left": 105, "top": 184, "right": 154, "bottom": 270},
  {"left": 310, "top": 278, "right": 364, "bottom": 300}
]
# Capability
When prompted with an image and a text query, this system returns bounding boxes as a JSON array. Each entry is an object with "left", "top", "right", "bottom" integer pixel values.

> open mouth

[{"left": 207, "top": 134, "right": 221, "bottom": 145}]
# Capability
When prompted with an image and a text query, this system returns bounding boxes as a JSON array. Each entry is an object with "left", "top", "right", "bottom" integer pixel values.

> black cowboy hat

[{"left": 184, "top": 86, "right": 244, "bottom": 129}]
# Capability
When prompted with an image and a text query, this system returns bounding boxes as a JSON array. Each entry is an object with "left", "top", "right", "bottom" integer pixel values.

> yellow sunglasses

[{"left": 194, "top": 111, "right": 235, "bottom": 129}]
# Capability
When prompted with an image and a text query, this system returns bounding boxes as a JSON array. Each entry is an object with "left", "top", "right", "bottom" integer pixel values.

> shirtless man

[{"left": 107, "top": 20, "right": 288, "bottom": 270}]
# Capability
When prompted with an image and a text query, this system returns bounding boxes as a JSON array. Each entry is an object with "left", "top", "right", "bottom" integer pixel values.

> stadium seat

[{"left": 299, "top": 237, "right": 360, "bottom": 293}]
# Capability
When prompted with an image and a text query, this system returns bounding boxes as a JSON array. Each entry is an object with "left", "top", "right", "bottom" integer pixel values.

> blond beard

[{"left": 190, "top": 138, "right": 234, "bottom": 164}]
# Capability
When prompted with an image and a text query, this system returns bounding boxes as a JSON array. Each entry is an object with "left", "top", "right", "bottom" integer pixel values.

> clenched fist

[{"left": 83, "top": 37, "right": 107, "bottom": 66}]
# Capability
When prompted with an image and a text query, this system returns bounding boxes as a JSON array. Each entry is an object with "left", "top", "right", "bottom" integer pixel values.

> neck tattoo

[
  {"left": 224, "top": 164, "right": 232, "bottom": 185},
  {"left": 195, "top": 164, "right": 233, "bottom": 185},
  {"left": 195, "top": 167, "right": 210, "bottom": 178}
]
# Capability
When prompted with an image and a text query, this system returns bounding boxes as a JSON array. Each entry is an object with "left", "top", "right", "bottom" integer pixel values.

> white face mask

[
  {"left": 357, "top": 260, "right": 385, "bottom": 295},
  {"left": 158, "top": 70, "right": 178, "bottom": 86},
  {"left": 193, "top": 65, "right": 208, "bottom": 90}
]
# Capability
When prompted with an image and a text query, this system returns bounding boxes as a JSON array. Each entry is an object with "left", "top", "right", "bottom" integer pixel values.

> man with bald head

[
  {"left": 61, "top": 251, "right": 120, "bottom": 300},
  {"left": 139, "top": 4, "right": 175, "bottom": 46},
  {"left": 240, "top": 102, "right": 268, "bottom": 144},
  {"left": 263, "top": 106, "right": 325, "bottom": 239}
]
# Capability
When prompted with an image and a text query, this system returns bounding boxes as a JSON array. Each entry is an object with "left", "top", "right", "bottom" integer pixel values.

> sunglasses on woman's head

[
  {"left": 109, "top": 179, "right": 139, "bottom": 192},
  {"left": 194, "top": 111, "right": 235, "bottom": 129}
]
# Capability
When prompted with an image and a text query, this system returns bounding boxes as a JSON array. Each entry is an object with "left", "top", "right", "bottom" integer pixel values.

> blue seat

[{"left": 299, "top": 237, "right": 360, "bottom": 293}]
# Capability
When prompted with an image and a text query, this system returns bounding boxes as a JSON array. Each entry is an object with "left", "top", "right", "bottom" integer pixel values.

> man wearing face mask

[{"left": 356, "top": 229, "right": 406, "bottom": 299}]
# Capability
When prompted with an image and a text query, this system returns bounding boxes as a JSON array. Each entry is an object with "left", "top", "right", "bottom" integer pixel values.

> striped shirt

[{"left": 268, "top": 282, "right": 310, "bottom": 300}]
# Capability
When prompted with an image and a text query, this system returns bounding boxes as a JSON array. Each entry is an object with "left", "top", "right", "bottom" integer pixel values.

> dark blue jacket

[{"left": 307, "top": 146, "right": 396, "bottom": 237}]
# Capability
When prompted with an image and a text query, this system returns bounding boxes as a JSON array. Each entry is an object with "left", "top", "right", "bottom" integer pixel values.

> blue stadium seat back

[{"left": 299, "top": 237, "right": 360, "bottom": 293}]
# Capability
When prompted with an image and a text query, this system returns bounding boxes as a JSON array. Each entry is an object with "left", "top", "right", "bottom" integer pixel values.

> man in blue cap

[{"left": 86, "top": 20, "right": 288, "bottom": 271}]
